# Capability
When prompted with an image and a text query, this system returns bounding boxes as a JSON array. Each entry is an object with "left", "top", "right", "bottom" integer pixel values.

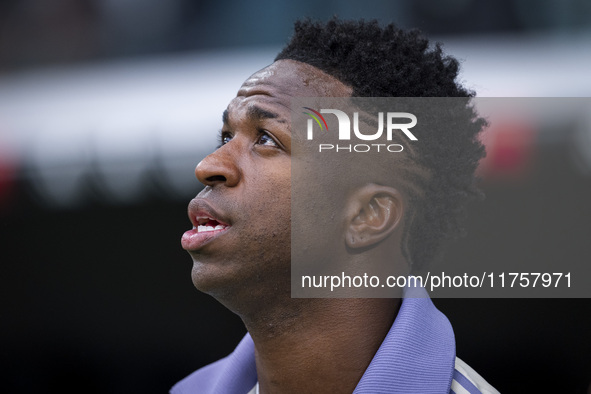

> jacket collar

[
  {"left": 354, "top": 287, "right": 455, "bottom": 393},
  {"left": 171, "top": 287, "right": 455, "bottom": 393}
]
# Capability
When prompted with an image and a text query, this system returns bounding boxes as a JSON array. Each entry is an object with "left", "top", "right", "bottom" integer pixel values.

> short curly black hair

[{"left": 276, "top": 18, "right": 487, "bottom": 270}]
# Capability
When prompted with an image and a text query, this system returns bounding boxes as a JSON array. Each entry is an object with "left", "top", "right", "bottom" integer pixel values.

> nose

[{"left": 195, "top": 145, "right": 241, "bottom": 188}]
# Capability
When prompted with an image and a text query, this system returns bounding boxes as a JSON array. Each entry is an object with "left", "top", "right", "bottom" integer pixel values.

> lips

[{"left": 181, "top": 199, "right": 231, "bottom": 251}]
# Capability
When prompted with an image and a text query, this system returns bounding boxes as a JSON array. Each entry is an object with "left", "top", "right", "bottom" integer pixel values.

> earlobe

[{"left": 345, "top": 185, "right": 404, "bottom": 249}]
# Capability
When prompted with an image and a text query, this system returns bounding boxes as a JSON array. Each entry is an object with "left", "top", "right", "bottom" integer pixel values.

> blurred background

[{"left": 1, "top": 0, "right": 590, "bottom": 392}]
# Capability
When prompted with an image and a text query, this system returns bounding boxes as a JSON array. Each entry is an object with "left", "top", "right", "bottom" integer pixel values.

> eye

[
  {"left": 218, "top": 131, "right": 233, "bottom": 148},
  {"left": 257, "top": 131, "right": 278, "bottom": 147}
]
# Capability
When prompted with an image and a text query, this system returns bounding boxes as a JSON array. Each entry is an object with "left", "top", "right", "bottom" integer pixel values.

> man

[{"left": 173, "top": 18, "right": 498, "bottom": 393}]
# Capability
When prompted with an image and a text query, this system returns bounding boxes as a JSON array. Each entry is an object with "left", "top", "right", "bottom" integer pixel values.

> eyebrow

[
  {"left": 222, "top": 106, "right": 280, "bottom": 125},
  {"left": 247, "top": 106, "right": 279, "bottom": 120}
]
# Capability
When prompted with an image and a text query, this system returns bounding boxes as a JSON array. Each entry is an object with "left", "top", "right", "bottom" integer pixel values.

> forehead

[{"left": 227, "top": 60, "right": 352, "bottom": 116}]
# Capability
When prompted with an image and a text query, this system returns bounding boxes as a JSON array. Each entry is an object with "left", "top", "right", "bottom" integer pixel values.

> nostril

[
  {"left": 206, "top": 175, "right": 227, "bottom": 183},
  {"left": 195, "top": 153, "right": 239, "bottom": 187}
]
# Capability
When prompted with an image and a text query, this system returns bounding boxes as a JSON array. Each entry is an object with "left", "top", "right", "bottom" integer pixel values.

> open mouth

[
  {"left": 182, "top": 199, "right": 232, "bottom": 251},
  {"left": 195, "top": 217, "right": 229, "bottom": 233}
]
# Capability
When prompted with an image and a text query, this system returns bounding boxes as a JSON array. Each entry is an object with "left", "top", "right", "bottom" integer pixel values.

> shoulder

[
  {"left": 451, "top": 357, "right": 500, "bottom": 394},
  {"left": 170, "top": 357, "right": 229, "bottom": 394},
  {"left": 170, "top": 334, "right": 257, "bottom": 394}
]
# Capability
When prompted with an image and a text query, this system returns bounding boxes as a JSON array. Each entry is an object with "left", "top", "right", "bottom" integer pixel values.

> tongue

[{"left": 207, "top": 219, "right": 220, "bottom": 227}]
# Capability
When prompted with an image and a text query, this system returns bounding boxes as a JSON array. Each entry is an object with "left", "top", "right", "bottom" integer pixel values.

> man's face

[{"left": 181, "top": 60, "right": 352, "bottom": 308}]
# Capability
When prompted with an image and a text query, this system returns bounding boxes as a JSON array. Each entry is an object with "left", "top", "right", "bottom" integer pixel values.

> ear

[{"left": 345, "top": 184, "right": 404, "bottom": 249}]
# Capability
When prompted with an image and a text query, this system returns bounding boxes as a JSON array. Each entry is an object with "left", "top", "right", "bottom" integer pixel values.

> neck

[{"left": 243, "top": 297, "right": 400, "bottom": 394}]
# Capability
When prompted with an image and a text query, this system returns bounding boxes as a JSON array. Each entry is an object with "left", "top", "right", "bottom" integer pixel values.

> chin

[
  {"left": 190, "top": 260, "right": 291, "bottom": 314},
  {"left": 190, "top": 263, "right": 232, "bottom": 295},
  {"left": 190, "top": 261, "right": 254, "bottom": 306}
]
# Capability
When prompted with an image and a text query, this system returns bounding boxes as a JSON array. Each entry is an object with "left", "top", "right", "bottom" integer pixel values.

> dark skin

[{"left": 183, "top": 60, "right": 407, "bottom": 393}]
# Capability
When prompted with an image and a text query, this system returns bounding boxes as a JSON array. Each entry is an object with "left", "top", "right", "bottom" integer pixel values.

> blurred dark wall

[
  {"left": 441, "top": 144, "right": 591, "bottom": 393},
  {"left": 1, "top": 196, "right": 246, "bottom": 393}
]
